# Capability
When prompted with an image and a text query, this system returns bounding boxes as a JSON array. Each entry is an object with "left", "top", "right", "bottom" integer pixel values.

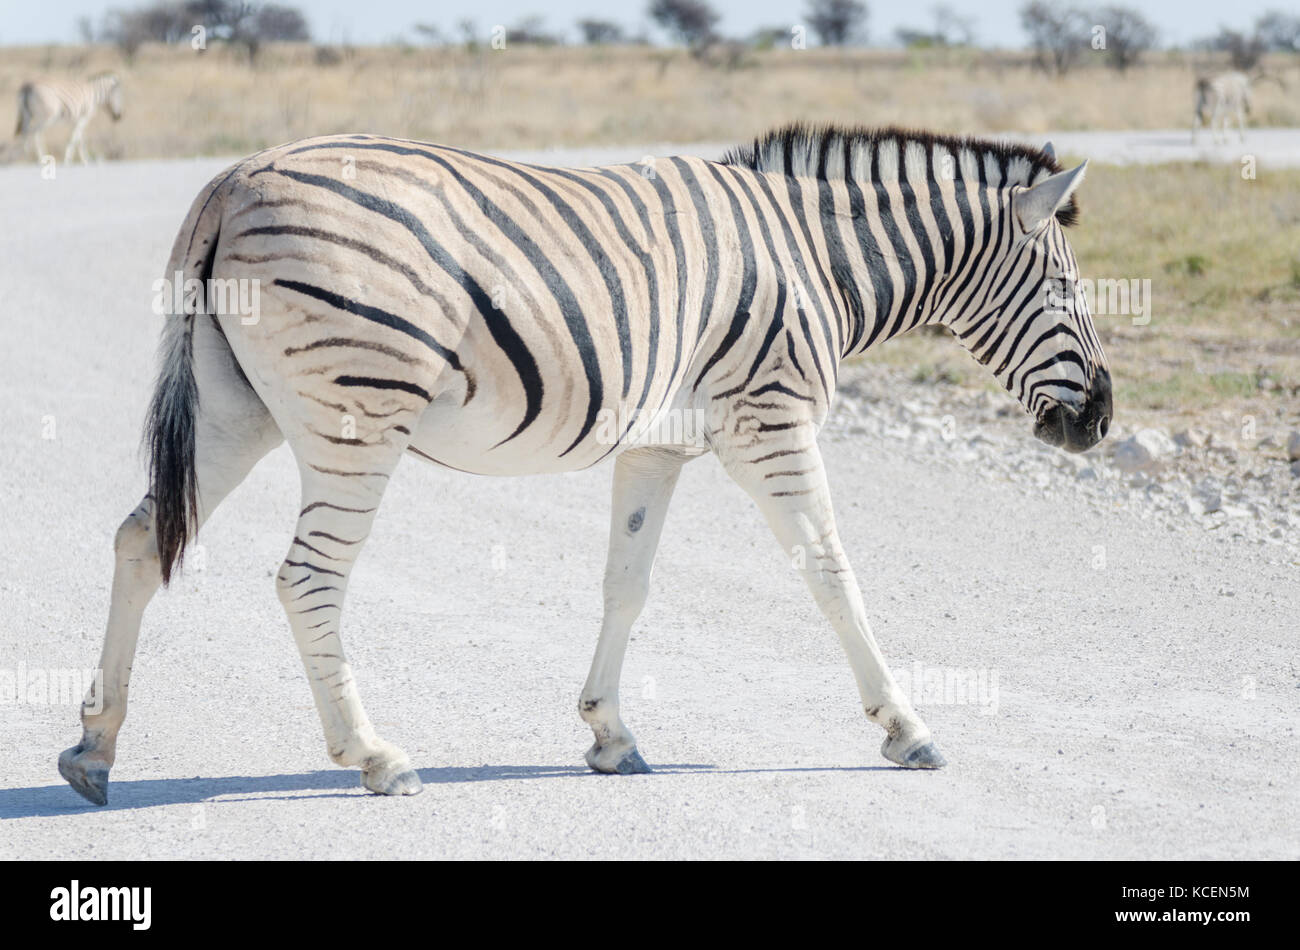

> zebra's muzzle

[{"left": 1033, "top": 369, "right": 1112, "bottom": 454}]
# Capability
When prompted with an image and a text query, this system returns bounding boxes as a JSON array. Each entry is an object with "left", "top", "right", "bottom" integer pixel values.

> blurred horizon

[{"left": 0, "top": 0, "right": 1290, "bottom": 49}]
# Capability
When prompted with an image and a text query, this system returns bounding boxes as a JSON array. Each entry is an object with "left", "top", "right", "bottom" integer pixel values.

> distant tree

[
  {"left": 750, "top": 25, "right": 791, "bottom": 50},
  {"left": 101, "top": 1, "right": 191, "bottom": 60},
  {"left": 1019, "top": 2, "right": 1091, "bottom": 75},
  {"left": 1254, "top": 10, "right": 1300, "bottom": 52},
  {"left": 508, "top": 16, "right": 562, "bottom": 46},
  {"left": 456, "top": 19, "right": 478, "bottom": 50},
  {"left": 1209, "top": 27, "right": 1266, "bottom": 70},
  {"left": 249, "top": 4, "right": 308, "bottom": 41},
  {"left": 895, "top": 28, "right": 937, "bottom": 48},
  {"left": 806, "top": 0, "right": 868, "bottom": 46},
  {"left": 578, "top": 18, "right": 625, "bottom": 45},
  {"left": 101, "top": 1, "right": 309, "bottom": 61},
  {"left": 648, "top": 0, "right": 719, "bottom": 49},
  {"left": 1094, "top": 6, "right": 1156, "bottom": 73},
  {"left": 412, "top": 22, "right": 443, "bottom": 45},
  {"left": 928, "top": 4, "right": 975, "bottom": 46},
  {"left": 895, "top": 4, "right": 975, "bottom": 48},
  {"left": 238, "top": 3, "right": 308, "bottom": 61},
  {"left": 186, "top": 0, "right": 253, "bottom": 42},
  {"left": 76, "top": 15, "right": 96, "bottom": 43}
]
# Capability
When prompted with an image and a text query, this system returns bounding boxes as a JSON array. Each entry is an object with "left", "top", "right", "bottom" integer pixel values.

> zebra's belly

[{"left": 406, "top": 385, "right": 710, "bottom": 476}]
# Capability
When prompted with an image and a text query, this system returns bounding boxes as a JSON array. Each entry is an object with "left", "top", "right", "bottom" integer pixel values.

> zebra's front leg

[
  {"left": 579, "top": 448, "right": 683, "bottom": 774},
  {"left": 719, "top": 440, "right": 946, "bottom": 770},
  {"left": 279, "top": 464, "right": 422, "bottom": 796}
]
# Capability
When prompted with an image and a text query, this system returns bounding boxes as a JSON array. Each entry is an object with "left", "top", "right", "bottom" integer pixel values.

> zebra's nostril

[{"left": 1098, "top": 415, "right": 1110, "bottom": 439}]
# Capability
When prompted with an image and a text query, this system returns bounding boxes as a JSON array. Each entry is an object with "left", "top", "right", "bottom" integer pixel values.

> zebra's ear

[
  {"left": 1015, "top": 161, "right": 1087, "bottom": 233},
  {"left": 1042, "top": 141, "right": 1056, "bottom": 162}
]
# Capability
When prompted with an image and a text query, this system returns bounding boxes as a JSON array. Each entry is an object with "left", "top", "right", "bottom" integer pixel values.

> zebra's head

[
  {"left": 102, "top": 73, "right": 123, "bottom": 121},
  {"left": 959, "top": 154, "right": 1111, "bottom": 453}
]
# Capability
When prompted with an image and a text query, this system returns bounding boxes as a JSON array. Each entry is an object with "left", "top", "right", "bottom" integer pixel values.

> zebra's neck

[
  {"left": 722, "top": 123, "right": 1067, "bottom": 361},
  {"left": 87, "top": 74, "right": 115, "bottom": 102}
]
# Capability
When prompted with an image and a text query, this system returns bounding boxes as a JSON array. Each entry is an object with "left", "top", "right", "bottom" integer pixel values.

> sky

[{"left": 0, "top": 0, "right": 1286, "bottom": 47}]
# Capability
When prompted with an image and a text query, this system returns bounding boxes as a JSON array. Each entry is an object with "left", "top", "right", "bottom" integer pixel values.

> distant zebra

[
  {"left": 59, "top": 125, "right": 1112, "bottom": 804},
  {"left": 1192, "top": 71, "right": 1252, "bottom": 144},
  {"left": 13, "top": 73, "right": 122, "bottom": 164}
]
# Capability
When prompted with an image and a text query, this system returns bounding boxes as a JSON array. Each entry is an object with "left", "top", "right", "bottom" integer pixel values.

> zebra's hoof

[
  {"left": 361, "top": 764, "right": 424, "bottom": 797},
  {"left": 58, "top": 746, "right": 110, "bottom": 806},
  {"left": 881, "top": 736, "right": 948, "bottom": 770},
  {"left": 586, "top": 742, "right": 652, "bottom": 775},
  {"left": 613, "top": 748, "right": 653, "bottom": 774}
]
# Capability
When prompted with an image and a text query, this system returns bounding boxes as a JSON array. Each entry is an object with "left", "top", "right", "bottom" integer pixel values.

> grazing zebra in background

[
  {"left": 1192, "top": 71, "right": 1253, "bottom": 143},
  {"left": 59, "top": 124, "right": 1111, "bottom": 804},
  {"left": 12, "top": 73, "right": 122, "bottom": 164}
]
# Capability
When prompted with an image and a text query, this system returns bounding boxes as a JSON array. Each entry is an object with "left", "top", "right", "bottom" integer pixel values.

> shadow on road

[{"left": 1, "top": 761, "right": 898, "bottom": 817}]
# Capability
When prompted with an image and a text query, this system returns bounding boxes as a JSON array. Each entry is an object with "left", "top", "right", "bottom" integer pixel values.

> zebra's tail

[
  {"left": 146, "top": 172, "right": 229, "bottom": 585},
  {"left": 14, "top": 83, "right": 33, "bottom": 137}
]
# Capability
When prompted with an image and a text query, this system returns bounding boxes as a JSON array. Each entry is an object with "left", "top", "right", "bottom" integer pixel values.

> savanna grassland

[
  {"left": 3, "top": 42, "right": 1298, "bottom": 157},
  {"left": 3, "top": 41, "right": 1298, "bottom": 435}
]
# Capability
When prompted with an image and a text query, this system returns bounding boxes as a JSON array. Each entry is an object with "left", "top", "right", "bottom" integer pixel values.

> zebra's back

[{"left": 209, "top": 135, "right": 800, "bottom": 473}]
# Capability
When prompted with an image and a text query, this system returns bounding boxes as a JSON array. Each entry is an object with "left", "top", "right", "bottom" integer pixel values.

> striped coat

[
  {"left": 59, "top": 126, "right": 1111, "bottom": 804},
  {"left": 13, "top": 73, "right": 122, "bottom": 164}
]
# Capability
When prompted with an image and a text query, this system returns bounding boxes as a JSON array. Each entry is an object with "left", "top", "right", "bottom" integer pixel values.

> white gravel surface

[{"left": 0, "top": 153, "right": 1296, "bottom": 860}]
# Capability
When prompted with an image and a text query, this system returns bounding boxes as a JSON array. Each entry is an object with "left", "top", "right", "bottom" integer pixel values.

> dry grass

[{"left": 1, "top": 43, "right": 1298, "bottom": 160}]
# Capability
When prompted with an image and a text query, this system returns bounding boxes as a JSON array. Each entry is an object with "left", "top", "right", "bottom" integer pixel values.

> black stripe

[
  {"left": 694, "top": 163, "right": 759, "bottom": 392},
  {"left": 274, "top": 279, "right": 459, "bottom": 369},
  {"left": 334, "top": 375, "right": 432, "bottom": 401},
  {"left": 862, "top": 140, "right": 918, "bottom": 350},
  {"left": 442, "top": 148, "right": 635, "bottom": 407},
  {"left": 841, "top": 138, "right": 893, "bottom": 353},
  {"left": 265, "top": 165, "right": 543, "bottom": 450}
]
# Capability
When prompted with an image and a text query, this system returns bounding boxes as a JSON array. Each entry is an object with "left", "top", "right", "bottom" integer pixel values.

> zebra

[
  {"left": 1192, "top": 71, "right": 1252, "bottom": 144},
  {"left": 12, "top": 73, "right": 123, "bottom": 164},
  {"left": 58, "top": 125, "right": 1111, "bottom": 804}
]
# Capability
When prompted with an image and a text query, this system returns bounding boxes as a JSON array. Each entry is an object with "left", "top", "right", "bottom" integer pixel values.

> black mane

[{"left": 721, "top": 123, "right": 1078, "bottom": 227}]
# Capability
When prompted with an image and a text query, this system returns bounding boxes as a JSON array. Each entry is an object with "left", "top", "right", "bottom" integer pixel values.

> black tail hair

[
  {"left": 145, "top": 235, "right": 217, "bottom": 584},
  {"left": 14, "top": 84, "right": 31, "bottom": 136}
]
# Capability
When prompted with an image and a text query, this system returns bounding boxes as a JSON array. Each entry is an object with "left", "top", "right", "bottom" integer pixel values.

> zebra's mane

[{"left": 721, "top": 123, "right": 1078, "bottom": 227}]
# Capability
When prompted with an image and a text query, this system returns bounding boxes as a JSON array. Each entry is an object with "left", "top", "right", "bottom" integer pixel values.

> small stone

[
  {"left": 1076, "top": 466, "right": 1098, "bottom": 480},
  {"left": 1136, "top": 428, "right": 1178, "bottom": 458},
  {"left": 1112, "top": 428, "right": 1177, "bottom": 474},
  {"left": 1287, "top": 431, "right": 1300, "bottom": 463},
  {"left": 1290, "top": 460, "right": 1300, "bottom": 478},
  {"left": 1112, "top": 437, "right": 1151, "bottom": 474}
]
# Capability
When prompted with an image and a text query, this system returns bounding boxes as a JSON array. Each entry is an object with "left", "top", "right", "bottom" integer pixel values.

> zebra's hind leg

[
  {"left": 580, "top": 448, "right": 684, "bottom": 774},
  {"left": 717, "top": 440, "right": 946, "bottom": 770},
  {"left": 277, "top": 437, "right": 423, "bottom": 796},
  {"left": 59, "top": 325, "right": 283, "bottom": 804}
]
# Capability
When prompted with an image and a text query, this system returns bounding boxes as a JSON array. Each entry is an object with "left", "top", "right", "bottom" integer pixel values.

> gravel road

[{"left": 0, "top": 151, "right": 1295, "bottom": 860}]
